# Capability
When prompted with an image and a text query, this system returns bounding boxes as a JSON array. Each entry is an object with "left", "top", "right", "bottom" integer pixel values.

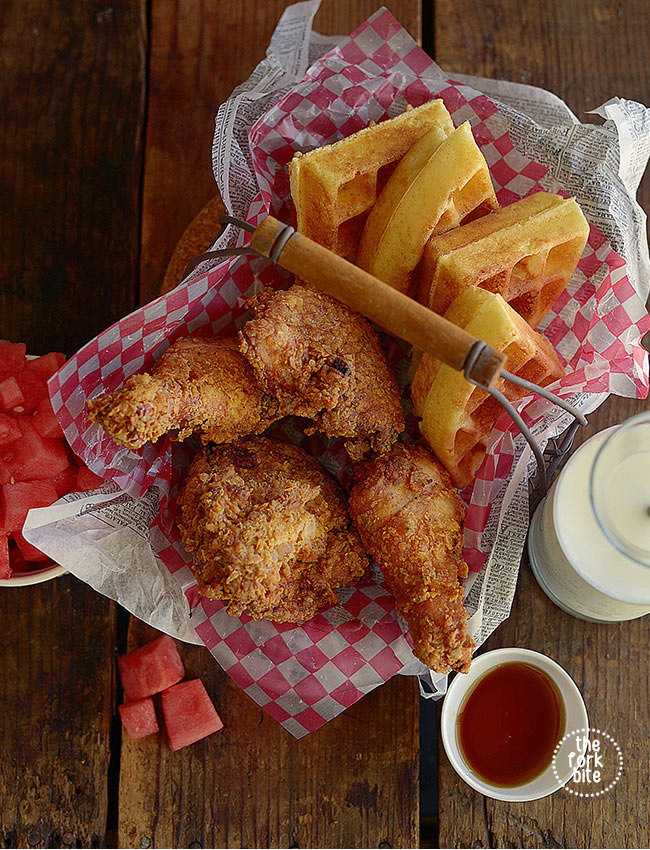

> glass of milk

[{"left": 527, "top": 411, "right": 650, "bottom": 622}]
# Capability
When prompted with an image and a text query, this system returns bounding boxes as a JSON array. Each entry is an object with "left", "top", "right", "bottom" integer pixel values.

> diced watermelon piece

[
  {"left": 3, "top": 418, "right": 69, "bottom": 482},
  {"left": 13, "top": 531, "right": 50, "bottom": 562},
  {"left": 15, "top": 370, "right": 47, "bottom": 415},
  {"left": 161, "top": 679, "right": 224, "bottom": 751},
  {"left": 119, "top": 697, "right": 160, "bottom": 740},
  {"left": 24, "top": 352, "right": 66, "bottom": 382},
  {"left": 15, "top": 415, "right": 37, "bottom": 439},
  {"left": 0, "top": 377, "right": 25, "bottom": 413},
  {"left": 8, "top": 540, "right": 51, "bottom": 573},
  {"left": 0, "top": 535, "right": 10, "bottom": 579},
  {"left": 118, "top": 635, "right": 185, "bottom": 701},
  {"left": 0, "top": 458, "right": 11, "bottom": 486},
  {"left": 1, "top": 480, "right": 58, "bottom": 535},
  {"left": 76, "top": 466, "right": 105, "bottom": 491},
  {"left": 0, "top": 414, "right": 21, "bottom": 447},
  {"left": 8, "top": 542, "right": 26, "bottom": 574},
  {"left": 53, "top": 466, "right": 78, "bottom": 497},
  {"left": 0, "top": 341, "right": 27, "bottom": 381},
  {"left": 32, "top": 398, "right": 64, "bottom": 439}
]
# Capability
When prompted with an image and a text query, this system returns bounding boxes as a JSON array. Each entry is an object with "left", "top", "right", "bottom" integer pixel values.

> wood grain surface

[
  {"left": 0, "top": 1, "right": 142, "bottom": 847},
  {"left": 0, "top": 577, "right": 116, "bottom": 848},
  {"left": 119, "top": 620, "right": 419, "bottom": 849},
  {"left": 2, "top": 1, "right": 649, "bottom": 848},
  {"left": 0, "top": 0, "right": 146, "bottom": 354},
  {"left": 435, "top": 3, "right": 650, "bottom": 847},
  {"left": 129, "top": 2, "right": 422, "bottom": 849}
]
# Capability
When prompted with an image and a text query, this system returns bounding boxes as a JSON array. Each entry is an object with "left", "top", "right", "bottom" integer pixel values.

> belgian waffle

[
  {"left": 355, "top": 122, "right": 498, "bottom": 294},
  {"left": 419, "top": 192, "right": 589, "bottom": 327},
  {"left": 288, "top": 99, "right": 454, "bottom": 259},
  {"left": 411, "top": 288, "right": 565, "bottom": 489}
]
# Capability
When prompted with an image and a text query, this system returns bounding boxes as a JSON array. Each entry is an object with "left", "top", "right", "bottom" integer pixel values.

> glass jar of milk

[{"left": 527, "top": 412, "right": 650, "bottom": 622}]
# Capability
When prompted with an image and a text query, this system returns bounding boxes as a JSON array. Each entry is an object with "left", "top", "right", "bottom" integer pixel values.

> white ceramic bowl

[
  {"left": 0, "top": 562, "right": 67, "bottom": 587},
  {"left": 440, "top": 647, "right": 589, "bottom": 802}
]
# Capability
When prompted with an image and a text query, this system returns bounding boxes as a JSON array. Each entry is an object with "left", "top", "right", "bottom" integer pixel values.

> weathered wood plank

[
  {"left": 126, "top": 3, "right": 422, "bottom": 848},
  {"left": 438, "top": 468, "right": 650, "bottom": 849},
  {"left": 0, "top": 0, "right": 145, "bottom": 354},
  {"left": 0, "top": 2, "right": 146, "bottom": 848},
  {"left": 314, "top": 0, "right": 421, "bottom": 41},
  {"left": 0, "top": 577, "right": 116, "bottom": 848},
  {"left": 119, "top": 619, "right": 419, "bottom": 849},
  {"left": 435, "top": 3, "right": 650, "bottom": 846}
]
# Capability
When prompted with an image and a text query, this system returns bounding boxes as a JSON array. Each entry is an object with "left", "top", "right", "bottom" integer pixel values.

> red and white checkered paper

[{"left": 49, "top": 9, "right": 649, "bottom": 737}]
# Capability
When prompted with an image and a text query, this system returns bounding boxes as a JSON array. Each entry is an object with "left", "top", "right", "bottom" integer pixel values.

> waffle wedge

[
  {"left": 289, "top": 99, "right": 454, "bottom": 259},
  {"left": 419, "top": 192, "right": 589, "bottom": 327},
  {"left": 355, "top": 122, "right": 498, "bottom": 295},
  {"left": 411, "top": 288, "right": 565, "bottom": 489}
]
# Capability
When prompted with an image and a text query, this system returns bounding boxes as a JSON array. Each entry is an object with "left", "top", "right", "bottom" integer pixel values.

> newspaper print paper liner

[{"left": 48, "top": 10, "right": 649, "bottom": 738}]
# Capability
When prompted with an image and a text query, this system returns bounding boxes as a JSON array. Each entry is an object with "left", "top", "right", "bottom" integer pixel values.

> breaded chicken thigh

[
  {"left": 88, "top": 337, "right": 279, "bottom": 449},
  {"left": 239, "top": 285, "right": 404, "bottom": 461},
  {"left": 177, "top": 436, "right": 368, "bottom": 621},
  {"left": 349, "top": 442, "right": 474, "bottom": 674}
]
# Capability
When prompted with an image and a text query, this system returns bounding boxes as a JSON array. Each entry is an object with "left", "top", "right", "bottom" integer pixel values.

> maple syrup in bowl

[{"left": 440, "top": 648, "right": 589, "bottom": 802}]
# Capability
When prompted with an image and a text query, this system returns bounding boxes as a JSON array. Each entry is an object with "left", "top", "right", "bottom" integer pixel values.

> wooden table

[{"left": 1, "top": 2, "right": 648, "bottom": 847}]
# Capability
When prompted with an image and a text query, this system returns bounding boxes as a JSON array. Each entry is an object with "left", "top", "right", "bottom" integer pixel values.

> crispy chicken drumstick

[
  {"left": 177, "top": 436, "right": 368, "bottom": 621},
  {"left": 348, "top": 442, "right": 474, "bottom": 674},
  {"left": 87, "top": 337, "right": 279, "bottom": 449},
  {"left": 239, "top": 284, "right": 404, "bottom": 461}
]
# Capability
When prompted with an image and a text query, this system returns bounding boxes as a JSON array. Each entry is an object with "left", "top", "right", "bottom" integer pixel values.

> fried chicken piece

[
  {"left": 87, "top": 337, "right": 279, "bottom": 449},
  {"left": 177, "top": 436, "right": 368, "bottom": 621},
  {"left": 348, "top": 442, "right": 474, "bottom": 674},
  {"left": 238, "top": 285, "right": 404, "bottom": 462}
]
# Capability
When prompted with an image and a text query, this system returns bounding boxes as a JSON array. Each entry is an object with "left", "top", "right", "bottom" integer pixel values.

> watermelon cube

[
  {"left": 13, "top": 531, "right": 50, "bottom": 563},
  {"left": 76, "top": 466, "right": 105, "bottom": 491},
  {"left": 15, "top": 370, "right": 47, "bottom": 415},
  {"left": 119, "top": 697, "right": 159, "bottom": 740},
  {"left": 24, "top": 352, "right": 66, "bottom": 382},
  {"left": 161, "top": 679, "right": 224, "bottom": 751},
  {"left": 1, "top": 480, "right": 58, "bottom": 535},
  {"left": 8, "top": 542, "right": 26, "bottom": 574},
  {"left": 0, "top": 341, "right": 27, "bottom": 381},
  {"left": 32, "top": 398, "right": 64, "bottom": 439},
  {"left": 15, "top": 415, "right": 38, "bottom": 439},
  {"left": 0, "top": 535, "right": 10, "bottom": 579},
  {"left": 118, "top": 635, "right": 185, "bottom": 701},
  {"left": 4, "top": 418, "right": 69, "bottom": 482},
  {"left": 53, "top": 466, "right": 78, "bottom": 497},
  {"left": 0, "top": 458, "right": 11, "bottom": 486},
  {"left": 0, "top": 415, "right": 21, "bottom": 447},
  {"left": 0, "top": 378, "right": 25, "bottom": 413}
]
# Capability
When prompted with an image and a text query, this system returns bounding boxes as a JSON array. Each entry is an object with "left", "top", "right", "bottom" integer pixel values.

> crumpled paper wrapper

[{"left": 25, "top": 3, "right": 650, "bottom": 737}]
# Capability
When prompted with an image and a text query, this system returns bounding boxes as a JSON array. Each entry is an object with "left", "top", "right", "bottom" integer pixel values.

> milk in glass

[{"left": 527, "top": 413, "right": 650, "bottom": 622}]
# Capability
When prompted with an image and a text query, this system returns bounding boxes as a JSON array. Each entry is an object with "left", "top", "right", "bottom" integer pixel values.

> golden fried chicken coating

[
  {"left": 348, "top": 442, "right": 474, "bottom": 674},
  {"left": 87, "top": 337, "right": 279, "bottom": 449},
  {"left": 238, "top": 285, "right": 404, "bottom": 462},
  {"left": 177, "top": 437, "right": 368, "bottom": 621}
]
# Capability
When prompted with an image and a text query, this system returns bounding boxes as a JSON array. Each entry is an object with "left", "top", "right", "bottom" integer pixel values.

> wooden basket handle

[{"left": 251, "top": 215, "right": 506, "bottom": 387}]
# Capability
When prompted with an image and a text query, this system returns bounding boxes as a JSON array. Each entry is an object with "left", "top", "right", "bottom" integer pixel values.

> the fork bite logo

[{"left": 552, "top": 727, "right": 623, "bottom": 798}]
